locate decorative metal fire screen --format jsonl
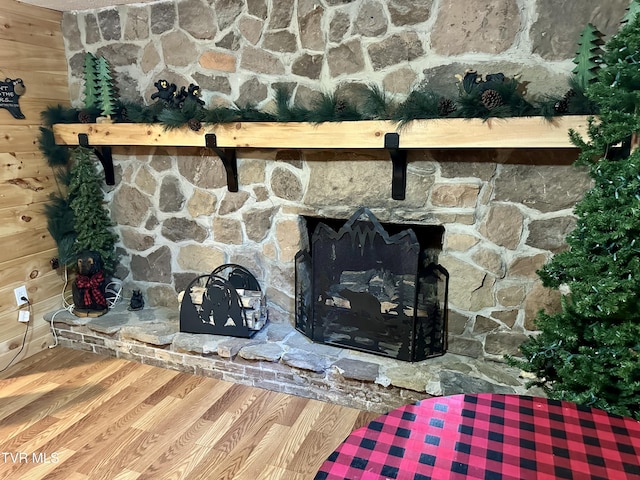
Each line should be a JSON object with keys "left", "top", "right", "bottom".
{"left": 180, "top": 264, "right": 267, "bottom": 338}
{"left": 295, "top": 208, "right": 448, "bottom": 362}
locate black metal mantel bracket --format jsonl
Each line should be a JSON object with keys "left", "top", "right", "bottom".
{"left": 78, "top": 134, "right": 115, "bottom": 186}
{"left": 205, "top": 133, "right": 238, "bottom": 192}
{"left": 384, "top": 132, "right": 407, "bottom": 200}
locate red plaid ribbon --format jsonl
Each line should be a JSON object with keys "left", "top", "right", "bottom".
{"left": 76, "top": 271, "right": 107, "bottom": 307}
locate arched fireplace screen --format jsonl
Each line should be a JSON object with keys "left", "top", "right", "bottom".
{"left": 295, "top": 208, "right": 448, "bottom": 362}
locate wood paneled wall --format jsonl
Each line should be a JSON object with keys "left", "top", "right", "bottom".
{"left": 0, "top": 0, "right": 69, "bottom": 367}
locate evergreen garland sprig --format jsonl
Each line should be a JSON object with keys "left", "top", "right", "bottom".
{"left": 307, "top": 92, "right": 362, "bottom": 124}
{"left": 38, "top": 127, "right": 70, "bottom": 167}
{"left": 393, "top": 88, "right": 442, "bottom": 127}
{"left": 273, "top": 85, "right": 311, "bottom": 122}
{"left": 360, "top": 84, "right": 397, "bottom": 120}
{"left": 43, "top": 194, "right": 76, "bottom": 267}
{"left": 233, "top": 103, "right": 277, "bottom": 122}
{"left": 41, "top": 104, "right": 81, "bottom": 127}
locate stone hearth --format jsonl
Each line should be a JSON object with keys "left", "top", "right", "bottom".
{"left": 45, "top": 303, "right": 537, "bottom": 414}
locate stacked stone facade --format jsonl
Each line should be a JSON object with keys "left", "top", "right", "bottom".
{"left": 58, "top": 0, "right": 627, "bottom": 361}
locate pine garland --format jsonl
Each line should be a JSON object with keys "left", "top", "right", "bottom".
{"left": 361, "top": 84, "right": 397, "bottom": 120}
{"left": 307, "top": 92, "right": 361, "bottom": 123}
{"left": 41, "top": 70, "right": 600, "bottom": 131}
{"left": 393, "top": 88, "right": 441, "bottom": 126}
{"left": 273, "top": 85, "right": 311, "bottom": 122}
{"left": 43, "top": 194, "right": 76, "bottom": 267}
{"left": 38, "top": 127, "right": 70, "bottom": 167}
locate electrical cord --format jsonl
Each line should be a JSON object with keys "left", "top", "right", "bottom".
{"left": 105, "top": 278, "right": 124, "bottom": 309}
{"left": 48, "top": 267, "right": 124, "bottom": 349}
{"left": 0, "top": 298, "right": 32, "bottom": 373}
{"left": 0, "top": 270, "right": 124, "bottom": 368}
{"left": 48, "top": 265, "right": 73, "bottom": 349}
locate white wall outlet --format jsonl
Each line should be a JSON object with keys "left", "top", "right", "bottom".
{"left": 18, "top": 310, "right": 30, "bottom": 323}
{"left": 14, "top": 286, "right": 28, "bottom": 306}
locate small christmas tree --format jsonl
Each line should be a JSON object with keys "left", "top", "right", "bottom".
{"left": 83, "top": 52, "right": 99, "bottom": 110}
{"left": 95, "top": 56, "right": 117, "bottom": 118}
{"left": 512, "top": 14, "right": 640, "bottom": 420}
{"left": 68, "top": 147, "right": 118, "bottom": 274}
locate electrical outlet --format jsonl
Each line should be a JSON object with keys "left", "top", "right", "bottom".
{"left": 18, "top": 311, "right": 30, "bottom": 323}
{"left": 14, "top": 286, "right": 28, "bottom": 306}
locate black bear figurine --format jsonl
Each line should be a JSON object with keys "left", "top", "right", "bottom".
{"left": 72, "top": 250, "right": 108, "bottom": 318}
{"left": 150, "top": 79, "right": 177, "bottom": 105}
{"left": 128, "top": 289, "right": 144, "bottom": 311}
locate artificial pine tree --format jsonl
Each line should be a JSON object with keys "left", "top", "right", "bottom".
{"left": 512, "top": 14, "right": 640, "bottom": 420}
{"left": 68, "top": 147, "right": 118, "bottom": 274}
{"left": 95, "top": 56, "right": 117, "bottom": 118}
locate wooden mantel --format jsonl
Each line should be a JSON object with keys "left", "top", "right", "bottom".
{"left": 52, "top": 115, "right": 589, "bottom": 149}
{"left": 52, "top": 116, "right": 590, "bottom": 200}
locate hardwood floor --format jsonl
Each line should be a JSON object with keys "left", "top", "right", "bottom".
{"left": 0, "top": 347, "right": 379, "bottom": 479}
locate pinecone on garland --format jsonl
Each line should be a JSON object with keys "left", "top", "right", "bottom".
{"left": 481, "top": 89, "right": 503, "bottom": 110}
{"left": 554, "top": 89, "right": 576, "bottom": 114}
{"left": 554, "top": 98, "right": 569, "bottom": 114}
{"left": 438, "top": 98, "right": 456, "bottom": 116}
{"left": 335, "top": 99, "right": 347, "bottom": 114}
{"left": 78, "top": 110, "right": 92, "bottom": 123}
{"left": 187, "top": 118, "right": 202, "bottom": 131}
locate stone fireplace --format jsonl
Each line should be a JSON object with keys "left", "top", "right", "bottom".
{"left": 56, "top": 0, "right": 610, "bottom": 365}
{"left": 46, "top": 144, "right": 594, "bottom": 413}
{"left": 51, "top": 0, "right": 614, "bottom": 411}
{"left": 108, "top": 146, "right": 592, "bottom": 363}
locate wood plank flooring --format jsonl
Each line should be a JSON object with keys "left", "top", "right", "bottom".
{"left": 0, "top": 347, "right": 380, "bottom": 479}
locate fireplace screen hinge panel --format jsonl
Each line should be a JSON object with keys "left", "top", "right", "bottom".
{"left": 295, "top": 208, "right": 448, "bottom": 362}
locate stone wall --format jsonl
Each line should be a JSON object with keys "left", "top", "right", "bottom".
{"left": 57, "top": 0, "right": 626, "bottom": 361}
{"left": 61, "top": 0, "right": 629, "bottom": 107}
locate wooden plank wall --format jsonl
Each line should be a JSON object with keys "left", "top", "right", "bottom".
{"left": 0, "top": 0, "right": 69, "bottom": 368}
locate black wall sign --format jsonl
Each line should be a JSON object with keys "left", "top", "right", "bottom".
{"left": 0, "top": 78, "right": 26, "bottom": 119}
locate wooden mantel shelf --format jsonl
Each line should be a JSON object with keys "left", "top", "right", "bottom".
{"left": 52, "top": 115, "right": 589, "bottom": 150}
{"left": 52, "top": 116, "right": 590, "bottom": 200}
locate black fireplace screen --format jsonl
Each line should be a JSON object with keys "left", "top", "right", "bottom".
{"left": 295, "top": 208, "right": 448, "bottom": 362}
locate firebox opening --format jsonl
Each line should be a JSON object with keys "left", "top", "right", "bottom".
{"left": 295, "top": 208, "right": 449, "bottom": 362}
